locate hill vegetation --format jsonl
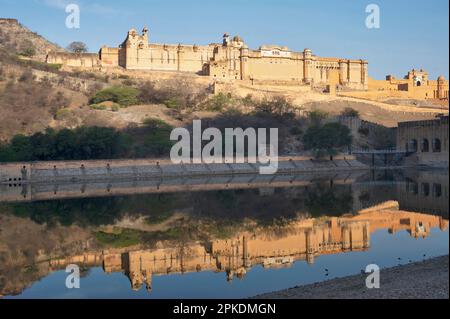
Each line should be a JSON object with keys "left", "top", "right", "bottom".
{"left": 1, "top": 18, "right": 437, "bottom": 162}
{"left": 0, "top": 19, "right": 63, "bottom": 59}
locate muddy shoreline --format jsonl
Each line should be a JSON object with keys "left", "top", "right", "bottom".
{"left": 254, "top": 256, "right": 449, "bottom": 299}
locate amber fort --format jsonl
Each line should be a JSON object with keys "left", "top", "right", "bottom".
{"left": 45, "top": 26, "right": 449, "bottom": 101}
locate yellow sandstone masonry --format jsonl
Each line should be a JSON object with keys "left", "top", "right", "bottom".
{"left": 46, "top": 27, "right": 369, "bottom": 90}
{"left": 46, "top": 26, "right": 449, "bottom": 101}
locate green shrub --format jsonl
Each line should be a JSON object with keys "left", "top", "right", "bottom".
{"left": 203, "top": 93, "right": 234, "bottom": 112}
{"left": 16, "top": 58, "right": 62, "bottom": 72}
{"left": 55, "top": 108, "right": 72, "bottom": 120}
{"left": 18, "top": 40, "right": 36, "bottom": 57}
{"left": 241, "top": 94, "right": 254, "bottom": 106}
{"left": 110, "top": 103, "right": 120, "bottom": 112}
{"left": 90, "top": 86, "right": 139, "bottom": 107}
{"left": 163, "top": 97, "right": 183, "bottom": 110}
{"left": 90, "top": 104, "right": 107, "bottom": 110}
{"left": 142, "top": 118, "right": 173, "bottom": 129}
{"left": 95, "top": 228, "right": 142, "bottom": 248}
{"left": 18, "top": 69, "right": 35, "bottom": 82}
{"left": 122, "top": 79, "right": 135, "bottom": 86}
{"left": 47, "top": 63, "right": 63, "bottom": 71}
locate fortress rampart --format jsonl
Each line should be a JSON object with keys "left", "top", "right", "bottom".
{"left": 368, "top": 70, "right": 449, "bottom": 101}
{"left": 47, "top": 27, "right": 368, "bottom": 90}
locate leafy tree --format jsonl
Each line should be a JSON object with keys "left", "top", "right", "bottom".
{"left": 0, "top": 143, "right": 15, "bottom": 162}
{"left": 307, "top": 109, "right": 329, "bottom": 126}
{"left": 10, "top": 135, "right": 34, "bottom": 161}
{"left": 67, "top": 41, "right": 88, "bottom": 54}
{"left": 0, "top": 127, "right": 132, "bottom": 162}
{"left": 371, "top": 126, "right": 395, "bottom": 150}
{"left": 305, "top": 186, "right": 353, "bottom": 216}
{"left": 303, "top": 122, "right": 352, "bottom": 158}
{"left": 136, "top": 119, "right": 174, "bottom": 157}
{"left": 254, "top": 96, "right": 296, "bottom": 118}
{"left": 19, "top": 40, "right": 36, "bottom": 57}
{"left": 340, "top": 107, "right": 360, "bottom": 118}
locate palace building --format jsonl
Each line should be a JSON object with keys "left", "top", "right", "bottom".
{"left": 46, "top": 26, "right": 369, "bottom": 90}
{"left": 369, "top": 69, "right": 449, "bottom": 100}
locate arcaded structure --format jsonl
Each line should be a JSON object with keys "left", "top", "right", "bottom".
{"left": 397, "top": 115, "right": 449, "bottom": 165}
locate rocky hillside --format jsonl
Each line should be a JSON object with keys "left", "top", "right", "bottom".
{"left": 0, "top": 18, "right": 63, "bottom": 60}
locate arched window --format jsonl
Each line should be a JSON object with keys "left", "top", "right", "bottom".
{"left": 432, "top": 139, "right": 442, "bottom": 153}
{"left": 433, "top": 184, "right": 442, "bottom": 198}
{"left": 406, "top": 181, "right": 418, "bottom": 195}
{"left": 408, "top": 139, "right": 418, "bottom": 152}
{"left": 421, "top": 183, "right": 430, "bottom": 197}
{"left": 421, "top": 139, "right": 429, "bottom": 152}
{"left": 416, "top": 81, "right": 422, "bottom": 87}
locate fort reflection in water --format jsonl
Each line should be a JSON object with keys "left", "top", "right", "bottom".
{"left": 43, "top": 170, "right": 448, "bottom": 294}
{"left": 48, "top": 206, "right": 446, "bottom": 293}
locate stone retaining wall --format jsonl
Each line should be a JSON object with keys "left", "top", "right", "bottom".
{"left": 0, "top": 156, "right": 367, "bottom": 185}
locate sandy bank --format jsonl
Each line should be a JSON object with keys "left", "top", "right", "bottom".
{"left": 254, "top": 256, "right": 449, "bottom": 299}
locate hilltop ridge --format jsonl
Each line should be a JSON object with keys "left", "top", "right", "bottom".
{"left": 0, "top": 18, "right": 64, "bottom": 60}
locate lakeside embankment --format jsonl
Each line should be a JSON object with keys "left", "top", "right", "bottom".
{"left": 0, "top": 155, "right": 366, "bottom": 184}
{"left": 254, "top": 255, "right": 449, "bottom": 299}
{"left": 1, "top": 155, "right": 369, "bottom": 202}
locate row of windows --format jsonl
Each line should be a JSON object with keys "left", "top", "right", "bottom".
{"left": 406, "top": 138, "right": 442, "bottom": 153}
{"left": 406, "top": 182, "right": 444, "bottom": 198}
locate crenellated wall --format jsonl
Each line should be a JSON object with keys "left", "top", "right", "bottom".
{"left": 368, "top": 70, "right": 449, "bottom": 100}
{"left": 46, "top": 52, "right": 101, "bottom": 68}
{"left": 46, "top": 26, "right": 368, "bottom": 90}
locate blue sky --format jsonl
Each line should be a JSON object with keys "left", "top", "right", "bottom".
{"left": 1, "top": 0, "right": 448, "bottom": 79}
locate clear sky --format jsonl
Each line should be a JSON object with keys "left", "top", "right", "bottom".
{"left": 1, "top": 0, "right": 448, "bottom": 79}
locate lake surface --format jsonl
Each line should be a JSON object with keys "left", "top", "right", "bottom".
{"left": 0, "top": 169, "right": 448, "bottom": 299}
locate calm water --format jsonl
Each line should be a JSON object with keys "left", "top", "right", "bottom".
{"left": 0, "top": 169, "right": 448, "bottom": 299}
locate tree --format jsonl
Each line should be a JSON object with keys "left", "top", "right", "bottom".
{"left": 254, "top": 96, "right": 296, "bottom": 118}
{"left": 19, "top": 40, "right": 36, "bottom": 57}
{"left": 67, "top": 41, "right": 88, "bottom": 54}
{"left": 307, "top": 109, "right": 329, "bottom": 127}
{"left": 340, "top": 107, "right": 360, "bottom": 118}
{"left": 303, "top": 122, "right": 352, "bottom": 158}
{"left": 371, "top": 126, "right": 395, "bottom": 150}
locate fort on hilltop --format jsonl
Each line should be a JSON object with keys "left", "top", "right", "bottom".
{"left": 46, "top": 26, "right": 449, "bottom": 101}
{"left": 47, "top": 26, "right": 369, "bottom": 90}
